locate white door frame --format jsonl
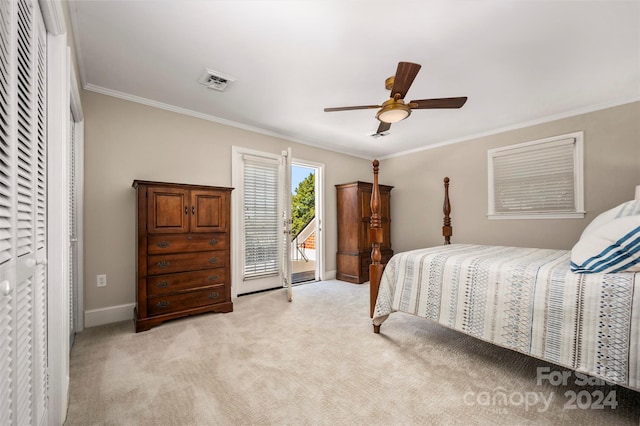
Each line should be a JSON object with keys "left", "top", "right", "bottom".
{"left": 291, "top": 158, "right": 324, "bottom": 282}
{"left": 42, "top": 1, "right": 84, "bottom": 423}
{"left": 70, "top": 65, "right": 84, "bottom": 334}
{"left": 47, "top": 34, "right": 71, "bottom": 426}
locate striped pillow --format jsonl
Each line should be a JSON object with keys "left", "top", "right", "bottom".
{"left": 571, "top": 200, "right": 640, "bottom": 273}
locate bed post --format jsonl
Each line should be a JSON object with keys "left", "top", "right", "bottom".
{"left": 370, "top": 160, "right": 383, "bottom": 333}
{"left": 443, "top": 177, "right": 452, "bottom": 245}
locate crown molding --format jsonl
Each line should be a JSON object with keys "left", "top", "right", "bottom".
{"left": 39, "top": 0, "right": 66, "bottom": 35}
{"left": 83, "top": 83, "right": 372, "bottom": 160}
{"left": 380, "top": 96, "right": 640, "bottom": 160}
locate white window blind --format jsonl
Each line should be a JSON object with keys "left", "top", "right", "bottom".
{"left": 488, "top": 132, "right": 584, "bottom": 219}
{"left": 243, "top": 155, "right": 279, "bottom": 279}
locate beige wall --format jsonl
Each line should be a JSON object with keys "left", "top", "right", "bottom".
{"left": 82, "top": 91, "right": 372, "bottom": 311}
{"left": 380, "top": 101, "right": 640, "bottom": 253}
{"left": 83, "top": 91, "right": 639, "bottom": 313}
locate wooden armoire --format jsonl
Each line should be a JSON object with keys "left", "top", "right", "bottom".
{"left": 336, "top": 181, "right": 393, "bottom": 283}
{"left": 133, "top": 180, "right": 233, "bottom": 332}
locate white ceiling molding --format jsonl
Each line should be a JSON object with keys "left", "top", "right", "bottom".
{"left": 83, "top": 83, "right": 370, "bottom": 160}
{"left": 381, "top": 96, "right": 640, "bottom": 161}
{"left": 39, "top": 0, "right": 66, "bottom": 35}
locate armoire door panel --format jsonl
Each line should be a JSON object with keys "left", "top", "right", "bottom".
{"left": 190, "top": 190, "right": 227, "bottom": 233}
{"left": 147, "top": 187, "right": 189, "bottom": 234}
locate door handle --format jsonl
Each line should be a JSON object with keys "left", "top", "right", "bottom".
{"left": 1, "top": 280, "right": 10, "bottom": 297}
{"left": 25, "top": 258, "right": 48, "bottom": 268}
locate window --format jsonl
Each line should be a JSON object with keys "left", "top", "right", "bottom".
{"left": 242, "top": 154, "right": 280, "bottom": 279}
{"left": 488, "top": 132, "right": 585, "bottom": 219}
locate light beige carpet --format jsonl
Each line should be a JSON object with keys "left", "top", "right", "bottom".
{"left": 65, "top": 280, "right": 640, "bottom": 425}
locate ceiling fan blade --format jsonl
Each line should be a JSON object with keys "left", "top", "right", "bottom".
{"left": 410, "top": 97, "right": 468, "bottom": 109}
{"left": 391, "top": 62, "right": 422, "bottom": 100}
{"left": 376, "top": 121, "right": 391, "bottom": 134}
{"left": 324, "top": 105, "right": 381, "bottom": 112}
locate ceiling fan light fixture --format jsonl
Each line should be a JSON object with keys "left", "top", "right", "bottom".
{"left": 376, "top": 101, "right": 411, "bottom": 124}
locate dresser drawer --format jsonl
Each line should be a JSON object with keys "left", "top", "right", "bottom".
{"left": 148, "top": 233, "right": 227, "bottom": 254}
{"left": 147, "top": 268, "right": 226, "bottom": 296}
{"left": 148, "top": 250, "right": 226, "bottom": 275}
{"left": 147, "top": 285, "right": 228, "bottom": 316}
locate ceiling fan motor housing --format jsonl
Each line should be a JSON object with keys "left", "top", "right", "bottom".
{"left": 376, "top": 98, "right": 411, "bottom": 123}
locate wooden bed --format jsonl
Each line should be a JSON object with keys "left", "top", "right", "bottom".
{"left": 367, "top": 160, "right": 640, "bottom": 392}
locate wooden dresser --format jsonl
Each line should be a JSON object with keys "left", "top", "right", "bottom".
{"left": 336, "top": 181, "right": 393, "bottom": 284}
{"left": 133, "top": 180, "right": 233, "bottom": 332}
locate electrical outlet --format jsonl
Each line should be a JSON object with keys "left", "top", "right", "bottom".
{"left": 97, "top": 274, "right": 107, "bottom": 287}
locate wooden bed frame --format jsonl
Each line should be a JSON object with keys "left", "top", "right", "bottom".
{"left": 369, "top": 159, "right": 451, "bottom": 333}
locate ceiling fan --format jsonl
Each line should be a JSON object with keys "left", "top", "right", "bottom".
{"left": 324, "top": 62, "right": 468, "bottom": 134}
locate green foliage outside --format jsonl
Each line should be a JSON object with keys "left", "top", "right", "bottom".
{"left": 291, "top": 173, "right": 315, "bottom": 238}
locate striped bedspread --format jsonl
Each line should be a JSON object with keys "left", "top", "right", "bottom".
{"left": 372, "top": 244, "right": 640, "bottom": 391}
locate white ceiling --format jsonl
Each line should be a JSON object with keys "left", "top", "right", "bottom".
{"left": 69, "top": 1, "right": 640, "bottom": 159}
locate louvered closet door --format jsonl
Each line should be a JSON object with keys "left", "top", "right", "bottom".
{"left": 0, "top": 0, "right": 48, "bottom": 425}
{"left": 0, "top": 2, "right": 15, "bottom": 424}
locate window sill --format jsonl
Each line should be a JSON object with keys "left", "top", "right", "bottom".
{"left": 487, "top": 211, "right": 586, "bottom": 220}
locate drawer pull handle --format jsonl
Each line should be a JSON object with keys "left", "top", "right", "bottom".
{"left": 208, "top": 275, "right": 219, "bottom": 281}
{"left": 157, "top": 300, "right": 170, "bottom": 308}
{"left": 156, "top": 281, "right": 168, "bottom": 288}
{"left": 156, "top": 241, "right": 170, "bottom": 248}
{"left": 156, "top": 260, "right": 170, "bottom": 268}
{"left": 209, "top": 292, "right": 219, "bottom": 299}
{"left": 208, "top": 257, "right": 219, "bottom": 264}
{"left": 208, "top": 239, "right": 219, "bottom": 246}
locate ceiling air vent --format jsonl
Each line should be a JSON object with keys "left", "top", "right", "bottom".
{"left": 198, "top": 68, "right": 236, "bottom": 92}
{"left": 370, "top": 132, "right": 389, "bottom": 138}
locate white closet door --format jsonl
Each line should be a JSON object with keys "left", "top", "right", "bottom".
{"left": 0, "top": 0, "right": 48, "bottom": 424}
{"left": 32, "top": 6, "right": 47, "bottom": 422}
{"left": 0, "top": 3, "right": 15, "bottom": 424}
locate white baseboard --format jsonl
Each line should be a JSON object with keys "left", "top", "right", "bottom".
{"left": 324, "top": 270, "right": 336, "bottom": 280}
{"left": 84, "top": 303, "right": 135, "bottom": 328}
{"left": 93, "top": 274, "right": 337, "bottom": 320}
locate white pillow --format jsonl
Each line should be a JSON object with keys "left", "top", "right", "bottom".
{"left": 571, "top": 200, "right": 640, "bottom": 273}
{"left": 579, "top": 204, "right": 625, "bottom": 239}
